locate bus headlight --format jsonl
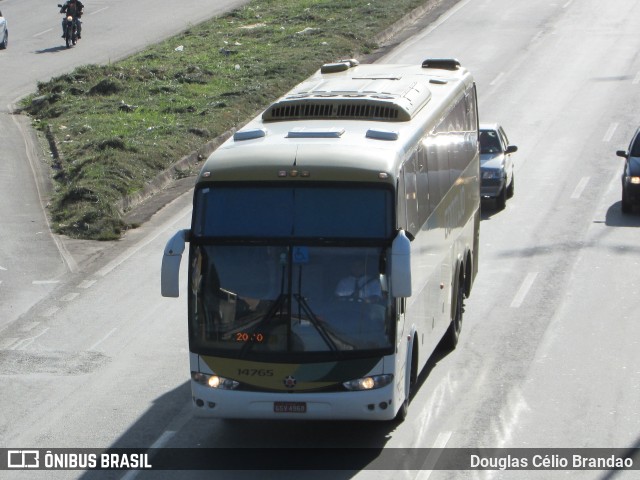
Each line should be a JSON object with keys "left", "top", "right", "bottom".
{"left": 192, "top": 371, "right": 240, "bottom": 390}
{"left": 343, "top": 374, "right": 393, "bottom": 391}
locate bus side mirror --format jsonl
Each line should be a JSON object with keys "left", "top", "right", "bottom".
{"left": 390, "top": 230, "right": 412, "bottom": 298}
{"left": 161, "top": 229, "right": 190, "bottom": 297}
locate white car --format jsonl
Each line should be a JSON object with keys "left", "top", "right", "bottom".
{"left": 0, "top": 10, "right": 7, "bottom": 49}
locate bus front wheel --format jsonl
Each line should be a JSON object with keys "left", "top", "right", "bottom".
{"left": 444, "top": 274, "right": 464, "bottom": 350}
{"left": 395, "top": 339, "right": 418, "bottom": 422}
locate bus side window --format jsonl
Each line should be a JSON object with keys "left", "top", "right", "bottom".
{"left": 417, "top": 144, "right": 430, "bottom": 228}
{"left": 403, "top": 154, "right": 419, "bottom": 236}
{"left": 448, "top": 99, "right": 468, "bottom": 184}
{"left": 425, "top": 132, "right": 444, "bottom": 212}
{"left": 397, "top": 167, "right": 407, "bottom": 231}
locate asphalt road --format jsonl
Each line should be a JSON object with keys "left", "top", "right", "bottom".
{"left": 2, "top": 0, "right": 640, "bottom": 479}
{"left": 0, "top": 0, "right": 250, "bottom": 330}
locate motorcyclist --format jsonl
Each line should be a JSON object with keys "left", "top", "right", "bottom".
{"left": 60, "top": 0, "right": 84, "bottom": 39}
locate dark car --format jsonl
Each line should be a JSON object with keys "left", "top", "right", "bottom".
{"left": 616, "top": 127, "right": 640, "bottom": 213}
{"left": 479, "top": 123, "right": 517, "bottom": 209}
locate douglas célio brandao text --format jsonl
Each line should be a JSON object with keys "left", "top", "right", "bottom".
{"left": 470, "top": 454, "right": 634, "bottom": 470}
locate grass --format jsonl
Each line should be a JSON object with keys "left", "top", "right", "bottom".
{"left": 21, "top": 0, "right": 429, "bottom": 240}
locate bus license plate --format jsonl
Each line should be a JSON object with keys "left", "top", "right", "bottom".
{"left": 274, "top": 402, "right": 307, "bottom": 413}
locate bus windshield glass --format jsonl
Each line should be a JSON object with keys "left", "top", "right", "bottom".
{"left": 189, "top": 244, "right": 394, "bottom": 358}
{"left": 192, "top": 184, "right": 394, "bottom": 239}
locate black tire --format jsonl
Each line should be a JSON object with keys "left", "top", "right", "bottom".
{"left": 621, "top": 188, "right": 632, "bottom": 214}
{"left": 395, "top": 397, "right": 408, "bottom": 422}
{"left": 0, "top": 31, "right": 7, "bottom": 50}
{"left": 65, "top": 25, "right": 72, "bottom": 48}
{"left": 496, "top": 182, "right": 507, "bottom": 210}
{"left": 506, "top": 174, "right": 515, "bottom": 198}
{"left": 443, "top": 274, "right": 464, "bottom": 350}
{"left": 394, "top": 341, "right": 418, "bottom": 423}
{"left": 621, "top": 197, "right": 632, "bottom": 214}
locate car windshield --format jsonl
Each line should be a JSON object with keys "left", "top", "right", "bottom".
{"left": 188, "top": 245, "right": 394, "bottom": 358}
{"left": 479, "top": 130, "right": 502, "bottom": 154}
{"left": 631, "top": 133, "right": 640, "bottom": 157}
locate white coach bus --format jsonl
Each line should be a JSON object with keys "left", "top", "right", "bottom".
{"left": 161, "top": 58, "right": 480, "bottom": 421}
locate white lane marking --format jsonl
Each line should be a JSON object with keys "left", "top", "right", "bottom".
{"left": 603, "top": 123, "right": 618, "bottom": 142}
{"left": 20, "top": 322, "right": 40, "bottom": 332}
{"left": 89, "top": 7, "right": 109, "bottom": 16}
{"left": 633, "top": 72, "right": 640, "bottom": 85}
{"left": 563, "top": 0, "right": 574, "bottom": 8}
{"left": 570, "top": 176, "right": 590, "bottom": 199}
{"left": 150, "top": 430, "right": 177, "bottom": 449}
{"left": 531, "top": 30, "right": 544, "bottom": 43}
{"left": 0, "top": 337, "right": 19, "bottom": 349}
{"left": 34, "top": 29, "right": 53, "bottom": 38}
{"left": 510, "top": 272, "right": 538, "bottom": 308}
{"left": 377, "top": 0, "right": 473, "bottom": 63}
{"left": 413, "top": 0, "right": 472, "bottom": 37}
{"left": 120, "top": 431, "right": 176, "bottom": 480}
{"left": 0, "top": 265, "right": 6, "bottom": 270}
{"left": 61, "top": 292, "right": 80, "bottom": 302}
{"left": 88, "top": 328, "right": 117, "bottom": 351}
{"left": 493, "top": 388, "right": 530, "bottom": 449}
{"left": 490, "top": 72, "right": 505, "bottom": 86}
{"left": 42, "top": 306, "right": 60, "bottom": 318}
{"left": 78, "top": 279, "right": 97, "bottom": 289}
{"left": 415, "top": 431, "right": 452, "bottom": 479}
{"left": 32, "top": 280, "right": 60, "bottom": 285}
{"left": 96, "top": 205, "right": 191, "bottom": 277}
{"left": 10, "top": 328, "right": 50, "bottom": 350}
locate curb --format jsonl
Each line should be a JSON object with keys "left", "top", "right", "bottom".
{"left": 119, "top": 128, "right": 233, "bottom": 216}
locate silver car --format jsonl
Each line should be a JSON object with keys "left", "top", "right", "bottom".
{"left": 479, "top": 123, "right": 517, "bottom": 209}
{"left": 0, "top": 10, "right": 7, "bottom": 50}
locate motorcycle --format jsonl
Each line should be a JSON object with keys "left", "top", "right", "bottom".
{"left": 58, "top": 4, "right": 79, "bottom": 48}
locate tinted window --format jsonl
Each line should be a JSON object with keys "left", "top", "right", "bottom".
{"left": 194, "top": 185, "right": 394, "bottom": 239}
{"left": 631, "top": 131, "right": 640, "bottom": 157}
{"left": 479, "top": 130, "right": 502, "bottom": 154}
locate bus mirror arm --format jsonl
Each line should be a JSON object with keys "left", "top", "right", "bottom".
{"left": 390, "top": 229, "right": 412, "bottom": 298}
{"left": 161, "top": 229, "right": 190, "bottom": 298}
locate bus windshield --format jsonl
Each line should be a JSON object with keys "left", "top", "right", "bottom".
{"left": 189, "top": 245, "right": 394, "bottom": 358}
{"left": 192, "top": 184, "right": 394, "bottom": 239}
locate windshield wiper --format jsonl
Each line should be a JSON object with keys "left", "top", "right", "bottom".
{"left": 293, "top": 294, "right": 338, "bottom": 351}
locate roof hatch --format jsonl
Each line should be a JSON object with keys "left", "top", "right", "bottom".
{"left": 263, "top": 73, "right": 432, "bottom": 123}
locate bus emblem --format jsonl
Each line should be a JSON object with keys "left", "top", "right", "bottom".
{"left": 283, "top": 376, "right": 297, "bottom": 388}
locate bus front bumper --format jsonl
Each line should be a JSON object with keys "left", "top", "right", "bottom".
{"left": 190, "top": 380, "right": 400, "bottom": 421}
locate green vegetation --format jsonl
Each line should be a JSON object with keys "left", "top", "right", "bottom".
{"left": 22, "top": 0, "right": 427, "bottom": 240}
